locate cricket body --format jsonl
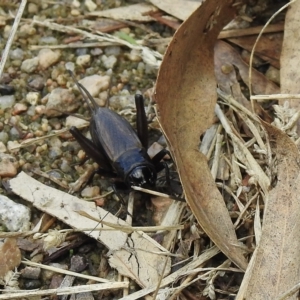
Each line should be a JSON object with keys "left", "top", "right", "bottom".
{"left": 69, "top": 73, "right": 161, "bottom": 189}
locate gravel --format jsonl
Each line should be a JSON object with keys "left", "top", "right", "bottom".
{"left": 0, "top": 1, "right": 162, "bottom": 201}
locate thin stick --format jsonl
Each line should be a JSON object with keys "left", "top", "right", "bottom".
{"left": 218, "top": 23, "right": 284, "bottom": 39}
{"left": 251, "top": 94, "right": 300, "bottom": 100}
{"left": 0, "top": 282, "right": 128, "bottom": 300}
{"left": 0, "top": 0, "right": 27, "bottom": 78}
{"left": 131, "top": 185, "right": 185, "bottom": 202}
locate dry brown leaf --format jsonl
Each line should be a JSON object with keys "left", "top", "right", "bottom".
{"left": 237, "top": 122, "right": 300, "bottom": 300}
{"left": 280, "top": 0, "right": 300, "bottom": 133}
{"left": 155, "top": 0, "right": 248, "bottom": 271}
{"left": 149, "top": 0, "right": 201, "bottom": 21}
{"left": 227, "top": 33, "right": 282, "bottom": 69}
{"left": 0, "top": 238, "right": 21, "bottom": 280}
{"left": 215, "top": 40, "right": 280, "bottom": 96}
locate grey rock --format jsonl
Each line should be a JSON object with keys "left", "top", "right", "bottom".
{"left": 21, "top": 57, "right": 39, "bottom": 73}
{"left": 38, "top": 49, "right": 61, "bottom": 70}
{"left": 44, "top": 88, "right": 79, "bottom": 117}
{"left": 0, "top": 95, "right": 15, "bottom": 109}
{"left": 0, "top": 152, "right": 19, "bottom": 177}
{"left": 0, "top": 195, "right": 31, "bottom": 231}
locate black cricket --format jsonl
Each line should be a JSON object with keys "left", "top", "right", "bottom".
{"left": 69, "top": 72, "right": 168, "bottom": 189}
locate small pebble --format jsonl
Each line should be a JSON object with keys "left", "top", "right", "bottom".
{"left": 56, "top": 74, "right": 67, "bottom": 86}
{"left": 9, "top": 127, "right": 21, "bottom": 141}
{"left": 21, "top": 267, "right": 41, "bottom": 280}
{"left": 38, "top": 49, "right": 61, "bottom": 70}
{"left": 19, "top": 24, "right": 36, "bottom": 36}
{"left": 101, "top": 55, "right": 117, "bottom": 69}
{"left": 85, "top": 0, "right": 97, "bottom": 11}
{"left": 127, "top": 49, "right": 142, "bottom": 62}
{"left": 7, "top": 141, "right": 20, "bottom": 152}
{"left": 27, "top": 105, "right": 37, "bottom": 116}
{"left": 0, "top": 73, "right": 12, "bottom": 84}
{"left": 35, "top": 105, "right": 46, "bottom": 115}
{"left": 43, "top": 263, "right": 67, "bottom": 281}
{"left": 78, "top": 149, "right": 86, "bottom": 160}
{"left": 97, "top": 94, "right": 107, "bottom": 107}
{"left": 28, "top": 76, "right": 45, "bottom": 91}
{"left": 9, "top": 48, "right": 24, "bottom": 60}
{"left": 77, "top": 75, "right": 110, "bottom": 97}
{"left": 60, "top": 159, "right": 72, "bottom": 173}
{"left": 49, "top": 136, "right": 62, "bottom": 148}
{"left": 0, "top": 141, "right": 7, "bottom": 152}
{"left": 27, "top": 3, "right": 38, "bottom": 14}
{"left": 71, "top": 9, "right": 80, "bottom": 16}
{"left": 65, "top": 62, "right": 75, "bottom": 72}
{"left": 39, "top": 37, "right": 58, "bottom": 45}
{"left": 23, "top": 279, "right": 42, "bottom": 289}
{"left": 81, "top": 186, "right": 100, "bottom": 198}
{"left": 21, "top": 57, "right": 39, "bottom": 73}
{"left": 3, "top": 25, "right": 11, "bottom": 39}
{"left": 26, "top": 92, "right": 40, "bottom": 105}
{"left": 265, "top": 65, "right": 280, "bottom": 84}
{"left": 48, "top": 147, "right": 62, "bottom": 159}
{"left": 65, "top": 115, "right": 89, "bottom": 128}
{"left": 0, "top": 95, "right": 15, "bottom": 109}
{"left": 90, "top": 48, "right": 103, "bottom": 56}
{"left": 95, "top": 198, "right": 105, "bottom": 207}
{"left": 72, "top": 0, "right": 80, "bottom": 8}
{"left": 44, "top": 88, "right": 79, "bottom": 117}
{"left": 0, "top": 152, "right": 19, "bottom": 176}
{"left": 120, "top": 69, "right": 130, "bottom": 83}
{"left": 105, "top": 46, "right": 121, "bottom": 56}
{"left": 108, "top": 93, "right": 134, "bottom": 110}
{"left": 75, "top": 48, "right": 88, "bottom": 56}
{"left": 0, "top": 195, "right": 30, "bottom": 231}
{"left": 12, "top": 103, "right": 28, "bottom": 115}
{"left": 41, "top": 122, "right": 50, "bottom": 132}
{"left": 76, "top": 54, "right": 91, "bottom": 67}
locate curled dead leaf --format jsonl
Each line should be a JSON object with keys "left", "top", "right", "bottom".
{"left": 155, "top": 0, "right": 248, "bottom": 270}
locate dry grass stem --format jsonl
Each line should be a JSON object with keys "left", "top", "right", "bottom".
{"left": 0, "top": 282, "right": 128, "bottom": 300}
{"left": 0, "top": 0, "right": 27, "bottom": 78}
{"left": 211, "top": 133, "right": 223, "bottom": 180}
{"left": 215, "top": 103, "right": 270, "bottom": 194}
{"left": 251, "top": 93, "right": 300, "bottom": 100}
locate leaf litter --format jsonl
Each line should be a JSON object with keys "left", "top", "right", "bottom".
{"left": 1, "top": 0, "right": 300, "bottom": 299}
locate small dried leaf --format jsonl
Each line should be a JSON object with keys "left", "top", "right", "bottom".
{"left": 0, "top": 238, "right": 21, "bottom": 280}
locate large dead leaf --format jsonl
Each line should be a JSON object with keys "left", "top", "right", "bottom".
{"left": 155, "top": 0, "right": 248, "bottom": 271}
{"left": 236, "top": 123, "right": 300, "bottom": 299}
{"left": 280, "top": 0, "right": 300, "bottom": 132}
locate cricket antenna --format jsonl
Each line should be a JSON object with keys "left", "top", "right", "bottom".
{"left": 68, "top": 70, "right": 99, "bottom": 113}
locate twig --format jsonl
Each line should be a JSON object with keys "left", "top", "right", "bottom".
{"left": 251, "top": 94, "right": 300, "bottom": 100}
{"left": 0, "top": 0, "right": 27, "bottom": 78}
{"left": 0, "top": 282, "right": 128, "bottom": 300}
{"left": 131, "top": 186, "right": 185, "bottom": 202}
